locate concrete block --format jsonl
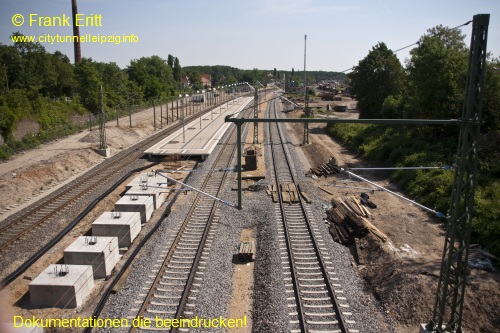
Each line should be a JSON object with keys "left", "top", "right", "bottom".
{"left": 64, "top": 236, "right": 119, "bottom": 279}
{"left": 29, "top": 264, "right": 94, "bottom": 308}
{"left": 96, "top": 147, "right": 111, "bottom": 157}
{"left": 125, "top": 184, "right": 165, "bottom": 209}
{"left": 114, "top": 195, "right": 154, "bottom": 224}
{"left": 92, "top": 211, "right": 141, "bottom": 247}
{"left": 126, "top": 172, "right": 156, "bottom": 189}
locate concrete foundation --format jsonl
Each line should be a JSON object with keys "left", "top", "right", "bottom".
{"left": 29, "top": 264, "right": 94, "bottom": 308}
{"left": 92, "top": 211, "right": 141, "bottom": 247}
{"left": 125, "top": 184, "right": 165, "bottom": 209}
{"left": 96, "top": 147, "right": 111, "bottom": 157}
{"left": 126, "top": 172, "right": 155, "bottom": 189}
{"left": 114, "top": 195, "right": 154, "bottom": 224}
{"left": 64, "top": 236, "right": 119, "bottom": 279}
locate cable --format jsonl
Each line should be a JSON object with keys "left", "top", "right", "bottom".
{"left": 341, "top": 168, "right": 445, "bottom": 218}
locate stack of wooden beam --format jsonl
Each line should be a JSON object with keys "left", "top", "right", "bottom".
{"left": 326, "top": 196, "right": 387, "bottom": 245}
{"left": 309, "top": 157, "right": 341, "bottom": 178}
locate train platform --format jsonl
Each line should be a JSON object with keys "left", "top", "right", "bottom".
{"left": 145, "top": 97, "right": 253, "bottom": 158}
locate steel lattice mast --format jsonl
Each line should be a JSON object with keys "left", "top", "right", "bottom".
{"left": 430, "top": 14, "right": 489, "bottom": 333}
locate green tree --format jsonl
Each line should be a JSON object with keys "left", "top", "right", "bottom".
{"left": 126, "top": 55, "right": 176, "bottom": 100}
{"left": 75, "top": 58, "right": 101, "bottom": 113}
{"left": 51, "top": 51, "right": 75, "bottom": 97}
{"left": 348, "top": 42, "right": 405, "bottom": 118}
{"left": 0, "top": 44, "right": 23, "bottom": 92}
{"left": 167, "top": 54, "right": 174, "bottom": 69}
{"left": 185, "top": 69, "right": 202, "bottom": 90}
{"left": 482, "top": 58, "right": 500, "bottom": 131}
{"left": 405, "top": 25, "right": 468, "bottom": 119}
{"left": 173, "top": 57, "right": 182, "bottom": 83}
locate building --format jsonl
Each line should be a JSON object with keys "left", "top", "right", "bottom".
{"left": 200, "top": 74, "right": 212, "bottom": 88}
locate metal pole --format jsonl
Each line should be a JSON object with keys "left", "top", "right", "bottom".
{"left": 303, "top": 34, "right": 309, "bottom": 145}
{"left": 129, "top": 104, "right": 132, "bottom": 128}
{"left": 116, "top": 107, "right": 119, "bottom": 126}
{"left": 237, "top": 120, "right": 242, "bottom": 210}
{"left": 160, "top": 103, "right": 163, "bottom": 128}
{"left": 182, "top": 98, "right": 185, "bottom": 143}
{"left": 153, "top": 101, "right": 156, "bottom": 131}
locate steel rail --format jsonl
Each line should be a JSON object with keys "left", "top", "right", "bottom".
{"left": 0, "top": 96, "right": 242, "bottom": 255}
{"left": 269, "top": 96, "right": 349, "bottom": 332}
{"left": 129, "top": 98, "right": 254, "bottom": 333}
{"left": 0, "top": 95, "right": 246, "bottom": 290}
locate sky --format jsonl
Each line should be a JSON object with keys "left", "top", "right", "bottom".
{"left": 0, "top": 0, "right": 499, "bottom": 72}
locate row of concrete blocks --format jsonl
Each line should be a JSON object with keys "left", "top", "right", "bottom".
{"left": 29, "top": 172, "right": 166, "bottom": 308}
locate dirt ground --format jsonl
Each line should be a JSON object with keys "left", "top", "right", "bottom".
{"left": 0, "top": 106, "right": 163, "bottom": 219}
{"left": 285, "top": 95, "right": 500, "bottom": 333}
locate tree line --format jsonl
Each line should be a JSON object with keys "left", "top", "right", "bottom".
{"left": 330, "top": 25, "right": 500, "bottom": 257}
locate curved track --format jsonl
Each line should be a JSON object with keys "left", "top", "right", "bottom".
{"left": 267, "top": 96, "right": 356, "bottom": 333}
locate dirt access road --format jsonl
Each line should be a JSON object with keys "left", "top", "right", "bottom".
{"left": 285, "top": 96, "right": 499, "bottom": 333}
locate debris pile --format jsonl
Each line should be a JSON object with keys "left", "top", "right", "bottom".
{"left": 307, "top": 157, "right": 341, "bottom": 178}
{"left": 325, "top": 194, "right": 387, "bottom": 245}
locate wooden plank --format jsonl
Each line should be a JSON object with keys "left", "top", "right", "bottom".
{"left": 272, "top": 191, "right": 279, "bottom": 202}
{"left": 337, "top": 197, "right": 354, "bottom": 214}
{"left": 361, "top": 204, "right": 372, "bottom": 216}
{"left": 319, "top": 186, "right": 334, "bottom": 195}
{"left": 297, "top": 184, "right": 311, "bottom": 203}
{"left": 350, "top": 196, "right": 366, "bottom": 217}
{"left": 360, "top": 217, "right": 388, "bottom": 242}
{"left": 237, "top": 241, "right": 255, "bottom": 261}
{"left": 329, "top": 225, "right": 340, "bottom": 243}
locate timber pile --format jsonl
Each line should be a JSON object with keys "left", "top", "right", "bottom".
{"left": 326, "top": 195, "right": 387, "bottom": 246}
{"left": 308, "top": 157, "right": 341, "bottom": 178}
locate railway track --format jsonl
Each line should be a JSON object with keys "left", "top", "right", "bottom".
{"left": 126, "top": 97, "right": 254, "bottom": 332}
{"left": 0, "top": 97, "right": 242, "bottom": 256}
{"left": 267, "top": 96, "right": 357, "bottom": 333}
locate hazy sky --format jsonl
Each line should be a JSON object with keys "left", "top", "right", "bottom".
{"left": 1, "top": 0, "right": 499, "bottom": 72}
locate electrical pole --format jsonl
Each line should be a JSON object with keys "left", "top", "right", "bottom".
{"left": 428, "top": 14, "right": 489, "bottom": 333}
{"left": 99, "top": 85, "right": 107, "bottom": 150}
{"left": 303, "top": 34, "right": 310, "bottom": 145}
{"left": 253, "top": 87, "right": 259, "bottom": 144}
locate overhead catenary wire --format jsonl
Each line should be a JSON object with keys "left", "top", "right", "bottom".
{"left": 155, "top": 171, "right": 235, "bottom": 207}
{"left": 347, "top": 165, "right": 453, "bottom": 171}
